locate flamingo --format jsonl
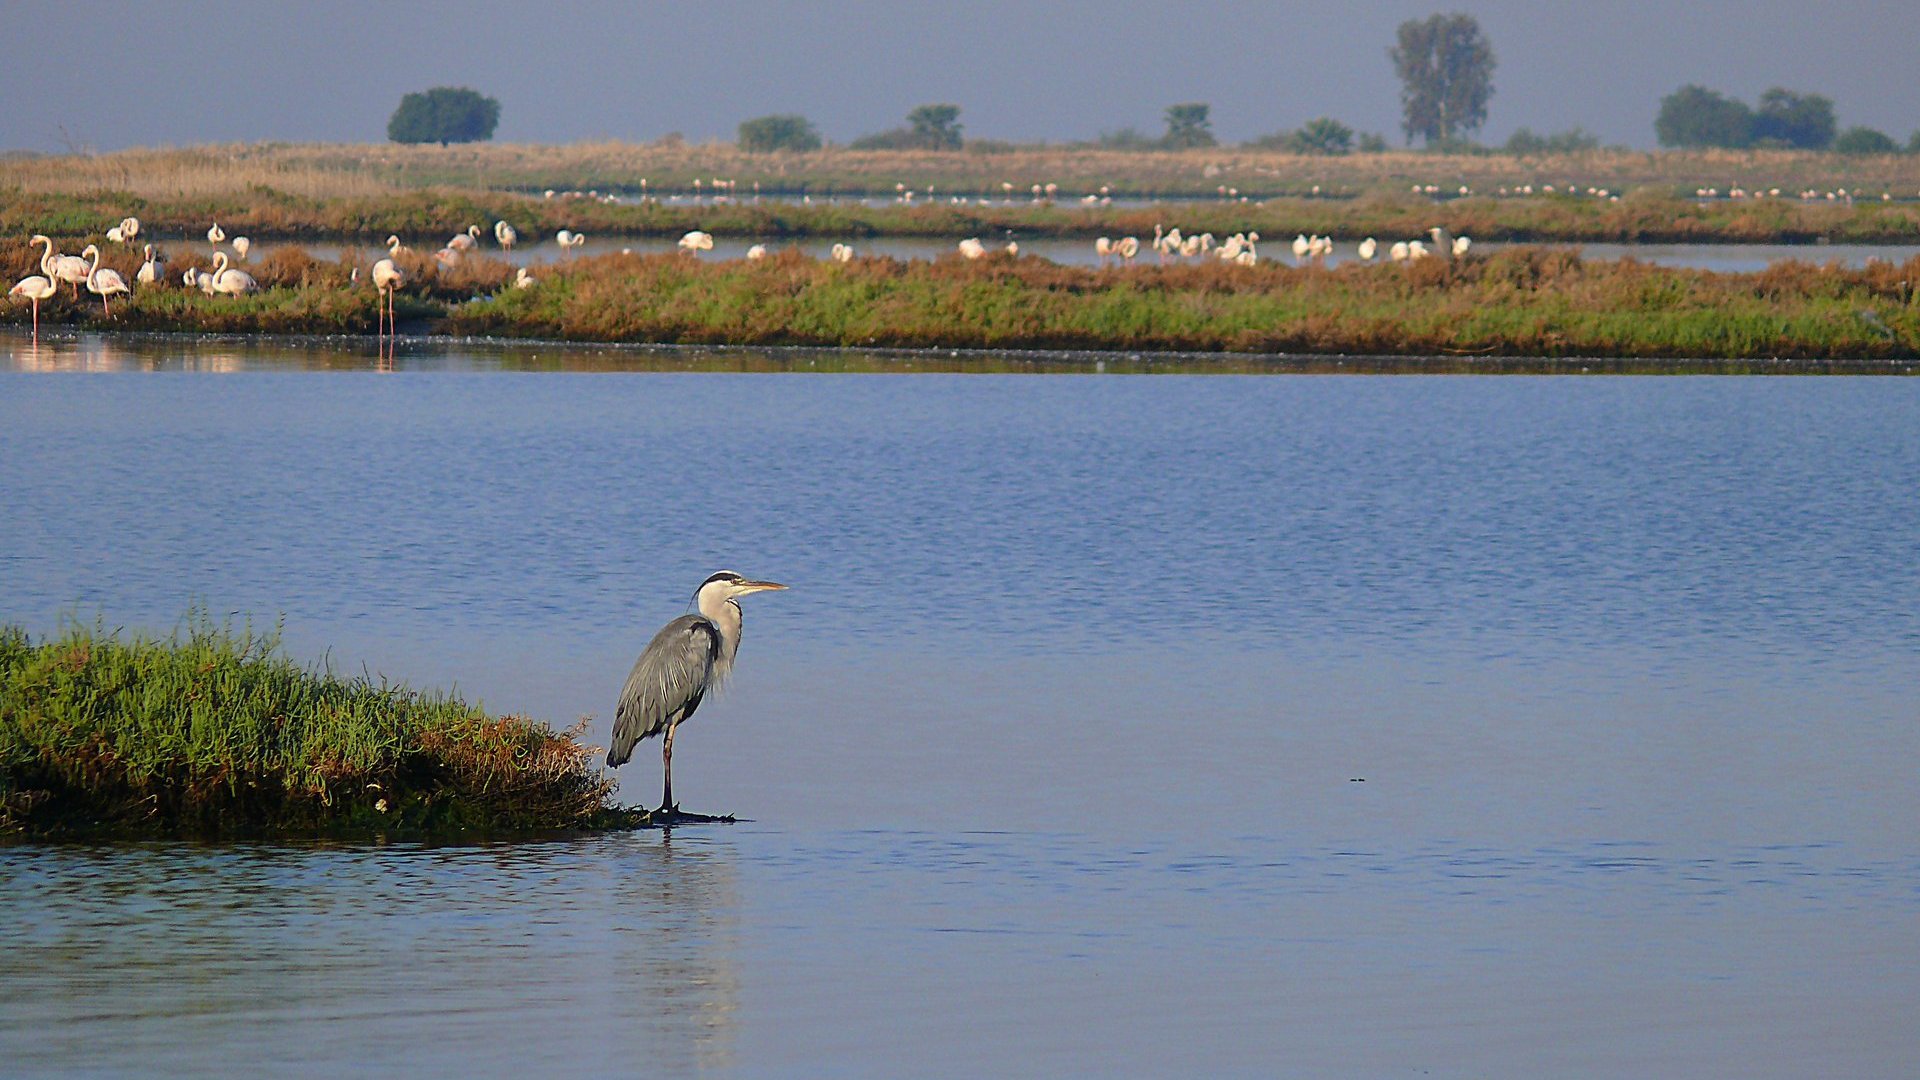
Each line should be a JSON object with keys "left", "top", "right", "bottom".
{"left": 1005, "top": 240, "right": 1019, "bottom": 256}
{"left": 386, "top": 235, "right": 407, "bottom": 256}
{"left": 1152, "top": 224, "right": 1165, "bottom": 262}
{"left": 957, "top": 237, "right": 987, "bottom": 260}
{"left": 182, "top": 267, "right": 201, "bottom": 291}
{"left": 433, "top": 246, "right": 463, "bottom": 269}
{"left": 746, "top": 244, "right": 769, "bottom": 260}
{"left": 209, "top": 252, "right": 256, "bottom": 295}
{"left": 121, "top": 217, "right": 140, "bottom": 242}
{"left": 1292, "top": 234, "right": 1311, "bottom": 263}
{"left": 372, "top": 255, "right": 405, "bottom": 338}
{"left": 495, "top": 220, "right": 517, "bottom": 250}
{"left": 1358, "top": 237, "right": 1379, "bottom": 262}
{"left": 677, "top": 230, "right": 712, "bottom": 253}
{"left": 35, "top": 236, "right": 91, "bottom": 298}
{"left": 830, "top": 243, "right": 853, "bottom": 262}
{"left": 1115, "top": 236, "right": 1139, "bottom": 263}
{"left": 81, "top": 245, "right": 130, "bottom": 314}
{"left": 136, "top": 244, "right": 161, "bottom": 284}
{"left": 233, "top": 236, "right": 252, "bottom": 262}
{"left": 565, "top": 232, "right": 586, "bottom": 253}
{"left": 1095, "top": 237, "right": 1114, "bottom": 266}
{"left": 8, "top": 274, "right": 57, "bottom": 337}
{"left": 448, "top": 224, "right": 482, "bottom": 251}
{"left": 1389, "top": 241, "right": 1410, "bottom": 262}
{"left": 1452, "top": 235, "right": 1472, "bottom": 257}
{"left": 106, "top": 224, "right": 126, "bottom": 244}
{"left": 207, "top": 222, "right": 225, "bottom": 245}
{"left": 513, "top": 266, "right": 536, "bottom": 289}
{"left": 1407, "top": 240, "right": 1430, "bottom": 260}
{"left": 1427, "top": 227, "right": 1455, "bottom": 262}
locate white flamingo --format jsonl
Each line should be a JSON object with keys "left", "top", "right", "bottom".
{"left": 746, "top": 244, "right": 769, "bottom": 260}
{"left": 1095, "top": 237, "right": 1114, "bottom": 266}
{"left": 1005, "top": 240, "right": 1019, "bottom": 256}
{"left": 1452, "top": 235, "right": 1472, "bottom": 257}
{"left": 1427, "top": 227, "right": 1455, "bottom": 262}
{"left": 494, "top": 220, "right": 517, "bottom": 250}
{"left": 433, "top": 246, "right": 463, "bottom": 269}
{"left": 209, "top": 252, "right": 256, "bottom": 295}
{"left": 136, "top": 244, "right": 161, "bottom": 285}
{"left": 120, "top": 217, "right": 140, "bottom": 242}
{"left": 1115, "top": 236, "right": 1139, "bottom": 263}
{"left": 106, "top": 224, "right": 126, "bottom": 244}
{"left": 1292, "top": 234, "right": 1311, "bottom": 263}
{"left": 372, "top": 255, "right": 405, "bottom": 338}
{"left": 386, "top": 235, "right": 407, "bottom": 256}
{"left": 565, "top": 232, "right": 586, "bottom": 253}
{"left": 8, "top": 274, "right": 57, "bottom": 337}
{"left": 448, "top": 224, "right": 482, "bottom": 251}
{"left": 1358, "top": 237, "right": 1379, "bottom": 262}
{"left": 1390, "top": 241, "right": 1410, "bottom": 262}
{"left": 35, "top": 236, "right": 91, "bottom": 297}
{"left": 830, "top": 243, "right": 853, "bottom": 262}
{"left": 513, "top": 266, "right": 536, "bottom": 289}
{"left": 678, "top": 230, "right": 713, "bottom": 253}
{"left": 957, "top": 237, "right": 987, "bottom": 260}
{"left": 207, "top": 222, "right": 225, "bottom": 245}
{"left": 232, "top": 236, "right": 252, "bottom": 262}
{"left": 81, "top": 245, "right": 130, "bottom": 315}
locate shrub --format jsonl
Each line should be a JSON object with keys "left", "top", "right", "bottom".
{"left": 1505, "top": 127, "right": 1600, "bottom": 154}
{"left": 1833, "top": 126, "right": 1897, "bottom": 155}
{"left": 738, "top": 114, "right": 823, "bottom": 152}
{"left": 387, "top": 87, "right": 501, "bottom": 145}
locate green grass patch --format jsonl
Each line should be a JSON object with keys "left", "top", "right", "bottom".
{"left": 0, "top": 615, "right": 644, "bottom": 839}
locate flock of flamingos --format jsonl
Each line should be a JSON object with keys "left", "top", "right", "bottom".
{"left": 8, "top": 212, "right": 1470, "bottom": 341}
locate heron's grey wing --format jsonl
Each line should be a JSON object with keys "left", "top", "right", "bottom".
{"left": 607, "top": 615, "right": 721, "bottom": 767}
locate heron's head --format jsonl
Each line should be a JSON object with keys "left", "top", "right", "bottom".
{"left": 695, "top": 570, "right": 789, "bottom": 604}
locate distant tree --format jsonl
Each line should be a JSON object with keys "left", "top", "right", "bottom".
{"left": 1288, "top": 118, "right": 1355, "bottom": 155}
{"left": 1832, "top": 126, "right": 1898, "bottom": 155}
{"left": 1752, "top": 88, "right": 1836, "bottom": 150}
{"left": 738, "top": 114, "right": 823, "bottom": 152}
{"left": 1504, "top": 126, "right": 1600, "bottom": 154}
{"left": 387, "top": 87, "right": 500, "bottom": 145}
{"left": 1355, "top": 132, "right": 1390, "bottom": 153}
{"left": 1910, "top": 131, "right": 1920, "bottom": 154}
{"left": 907, "top": 104, "right": 963, "bottom": 150}
{"left": 1654, "top": 85, "right": 1754, "bottom": 148}
{"left": 1162, "top": 103, "right": 1216, "bottom": 149}
{"left": 1389, "top": 14, "right": 1496, "bottom": 145}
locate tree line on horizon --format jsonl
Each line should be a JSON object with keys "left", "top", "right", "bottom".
{"left": 383, "top": 16, "right": 1916, "bottom": 158}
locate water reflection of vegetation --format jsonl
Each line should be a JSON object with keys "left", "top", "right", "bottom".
{"left": 0, "top": 615, "right": 643, "bottom": 838}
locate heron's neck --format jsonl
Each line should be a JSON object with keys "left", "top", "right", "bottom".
{"left": 697, "top": 592, "right": 743, "bottom": 676}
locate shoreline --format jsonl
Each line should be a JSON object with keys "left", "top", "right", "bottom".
{"left": 5, "top": 327, "right": 1916, "bottom": 375}
{"left": 6, "top": 247, "right": 1919, "bottom": 364}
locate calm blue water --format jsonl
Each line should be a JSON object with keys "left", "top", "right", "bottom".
{"left": 2, "top": 337, "right": 1917, "bottom": 1076}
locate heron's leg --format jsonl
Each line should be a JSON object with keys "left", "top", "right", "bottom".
{"left": 660, "top": 722, "right": 676, "bottom": 813}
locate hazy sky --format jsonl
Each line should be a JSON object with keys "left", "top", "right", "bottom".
{"left": 6, "top": 1, "right": 1916, "bottom": 153}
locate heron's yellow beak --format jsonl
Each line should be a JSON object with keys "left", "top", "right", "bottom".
{"left": 740, "top": 580, "right": 789, "bottom": 593}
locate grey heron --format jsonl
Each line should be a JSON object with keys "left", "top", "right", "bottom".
{"left": 608, "top": 571, "right": 788, "bottom": 812}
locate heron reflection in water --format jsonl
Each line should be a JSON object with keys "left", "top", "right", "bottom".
{"left": 609, "top": 571, "right": 788, "bottom": 814}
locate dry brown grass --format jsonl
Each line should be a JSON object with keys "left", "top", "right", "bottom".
{"left": 6, "top": 141, "right": 1918, "bottom": 200}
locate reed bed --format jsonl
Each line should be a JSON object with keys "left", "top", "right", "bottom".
{"left": 0, "top": 616, "right": 642, "bottom": 838}
{"left": 5, "top": 239, "right": 1916, "bottom": 360}
{"left": 9, "top": 142, "right": 1919, "bottom": 200}
{"left": 446, "top": 247, "right": 1920, "bottom": 359}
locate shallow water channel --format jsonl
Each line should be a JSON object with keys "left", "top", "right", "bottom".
{"left": 2, "top": 336, "right": 1917, "bottom": 1076}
